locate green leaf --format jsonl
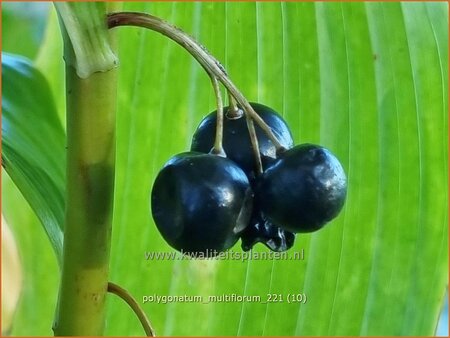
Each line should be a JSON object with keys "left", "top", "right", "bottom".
{"left": 3, "top": 2, "right": 447, "bottom": 336}
{"left": 1, "top": 3, "right": 50, "bottom": 59}
{"left": 2, "top": 53, "right": 65, "bottom": 262}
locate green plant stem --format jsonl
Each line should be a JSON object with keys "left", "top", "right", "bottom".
{"left": 53, "top": 3, "right": 119, "bottom": 335}
{"left": 53, "top": 66, "right": 117, "bottom": 336}
{"left": 107, "top": 282, "right": 156, "bottom": 337}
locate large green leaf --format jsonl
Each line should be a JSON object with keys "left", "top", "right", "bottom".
{"left": 2, "top": 53, "right": 65, "bottom": 262}
{"left": 2, "top": 2, "right": 448, "bottom": 336}
{"left": 1, "top": 52, "right": 63, "bottom": 334}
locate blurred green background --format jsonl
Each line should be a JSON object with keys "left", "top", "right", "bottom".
{"left": 2, "top": 2, "right": 448, "bottom": 336}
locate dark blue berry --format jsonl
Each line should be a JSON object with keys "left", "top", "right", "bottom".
{"left": 257, "top": 144, "right": 347, "bottom": 233}
{"left": 191, "top": 102, "right": 294, "bottom": 181}
{"left": 151, "top": 152, "right": 253, "bottom": 255}
{"left": 191, "top": 103, "right": 296, "bottom": 251}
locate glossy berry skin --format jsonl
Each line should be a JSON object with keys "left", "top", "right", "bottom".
{"left": 151, "top": 152, "right": 253, "bottom": 255}
{"left": 191, "top": 103, "right": 296, "bottom": 251}
{"left": 241, "top": 181, "right": 295, "bottom": 252}
{"left": 257, "top": 144, "right": 347, "bottom": 233}
{"left": 241, "top": 208, "right": 295, "bottom": 252}
{"left": 191, "top": 102, "right": 294, "bottom": 180}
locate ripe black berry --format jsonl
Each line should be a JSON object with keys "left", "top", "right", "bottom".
{"left": 191, "top": 103, "right": 296, "bottom": 251}
{"left": 257, "top": 144, "right": 347, "bottom": 233}
{"left": 191, "top": 102, "right": 294, "bottom": 180}
{"left": 151, "top": 152, "right": 253, "bottom": 255}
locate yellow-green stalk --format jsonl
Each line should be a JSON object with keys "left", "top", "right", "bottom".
{"left": 53, "top": 3, "right": 119, "bottom": 335}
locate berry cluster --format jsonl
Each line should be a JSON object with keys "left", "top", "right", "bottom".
{"left": 151, "top": 103, "right": 347, "bottom": 256}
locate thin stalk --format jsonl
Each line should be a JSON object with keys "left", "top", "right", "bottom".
{"left": 210, "top": 75, "right": 225, "bottom": 156}
{"left": 226, "top": 92, "right": 242, "bottom": 119}
{"left": 107, "top": 12, "right": 284, "bottom": 151}
{"left": 245, "top": 114, "right": 263, "bottom": 175}
{"left": 107, "top": 282, "right": 156, "bottom": 337}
